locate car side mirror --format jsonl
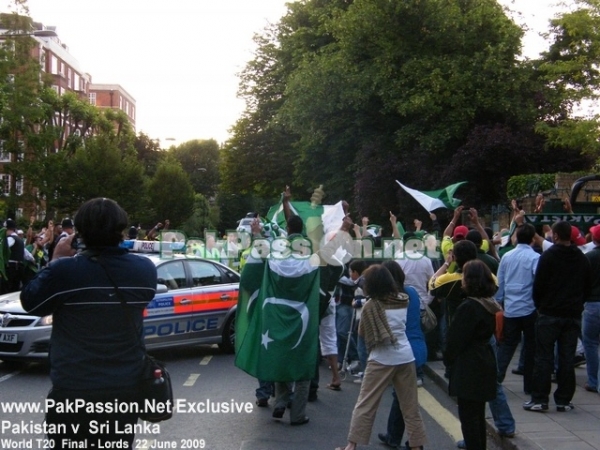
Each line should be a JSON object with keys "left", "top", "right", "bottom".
{"left": 156, "top": 283, "right": 168, "bottom": 294}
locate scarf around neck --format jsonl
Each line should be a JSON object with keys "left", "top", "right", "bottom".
{"left": 359, "top": 292, "right": 409, "bottom": 353}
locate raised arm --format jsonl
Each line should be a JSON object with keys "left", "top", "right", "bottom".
{"left": 443, "top": 206, "right": 464, "bottom": 238}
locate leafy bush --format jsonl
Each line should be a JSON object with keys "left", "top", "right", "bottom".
{"left": 506, "top": 174, "right": 556, "bottom": 199}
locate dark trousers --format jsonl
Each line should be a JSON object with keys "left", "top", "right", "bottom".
{"left": 4, "top": 262, "right": 23, "bottom": 293}
{"left": 458, "top": 398, "right": 487, "bottom": 450}
{"left": 46, "top": 387, "right": 140, "bottom": 449}
{"left": 531, "top": 314, "right": 580, "bottom": 405}
{"left": 497, "top": 311, "right": 537, "bottom": 393}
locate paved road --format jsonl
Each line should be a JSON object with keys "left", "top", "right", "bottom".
{"left": 0, "top": 347, "right": 500, "bottom": 450}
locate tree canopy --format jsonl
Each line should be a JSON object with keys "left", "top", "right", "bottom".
{"left": 222, "top": 0, "right": 600, "bottom": 224}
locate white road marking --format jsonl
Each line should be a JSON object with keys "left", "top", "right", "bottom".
{"left": 0, "top": 370, "right": 21, "bottom": 383}
{"left": 183, "top": 373, "right": 200, "bottom": 386}
{"left": 200, "top": 356, "right": 212, "bottom": 365}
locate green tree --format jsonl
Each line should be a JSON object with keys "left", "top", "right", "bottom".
{"left": 533, "top": 0, "right": 600, "bottom": 157}
{"left": 147, "top": 158, "right": 195, "bottom": 227}
{"left": 0, "top": 8, "right": 45, "bottom": 218}
{"left": 225, "top": 0, "right": 535, "bottom": 216}
{"left": 60, "top": 134, "right": 147, "bottom": 219}
{"left": 180, "top": 193, "right": 212, "bottom": 238}
{"left": 134, "top": 132, "right": 163, "bottom": 177}
{"left": 171, "top": 139, "right": 220, "bottom": 198}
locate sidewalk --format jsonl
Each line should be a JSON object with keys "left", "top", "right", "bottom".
{"left": 423, "top": 357, "right": 600, "bottom": 450}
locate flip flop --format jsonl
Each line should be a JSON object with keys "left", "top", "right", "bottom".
{"left": 327, "top": 383, "right": 342, "bottom": 391}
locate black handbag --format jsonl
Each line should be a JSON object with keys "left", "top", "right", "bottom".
{"left": 96, "top": 256, "right": 174, "bottom": 423}
{"left": 138, "top": 355, "right": 173, "bottom": 422}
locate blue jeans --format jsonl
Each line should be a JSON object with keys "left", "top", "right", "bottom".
{"left": 336, "top": 303, "right": 358, "bottom": 362}
{"left": 583, "top": 302, "right": 600, "bottom": 390}
{"left": 489, "top": 335, "right": 515, "bottom": 434}
{"left": 256, "top": 380, "right": 273, "bottom": 400}
{"left": 531, "top": 314, "right": 580, "bottom": 405}
{"left": 357, "top": 334, "right": 368, "bottom": 373}
{"left": 489, "top": 382, "right": 515, "bottom": 434}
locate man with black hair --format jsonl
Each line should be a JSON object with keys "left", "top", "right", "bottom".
{"left": 466, "top": 229, "right": 499, "bottom": 275}
{"left": 525, "top": 221, "right": 592, "bottom": 412}
{"left": 495, "top": 223, "right": 539, "bottom": 396}
{"left": 21, "top": 198, "right": 157, "bottom": 449}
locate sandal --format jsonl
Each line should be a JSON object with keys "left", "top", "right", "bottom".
{"left": 327, "top": 383, "right": 342, "bottom": 391}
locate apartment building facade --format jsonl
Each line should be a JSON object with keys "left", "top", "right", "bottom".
{"left": 0, "top": 17, "right": 136, "bottom": 221}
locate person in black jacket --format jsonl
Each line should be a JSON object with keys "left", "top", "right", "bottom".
{"left": 21, "top": 198, "right": 157, "bottom": 450}
{"left": 444, "top": 260, "right": 502, "bottom": 450}
{"left": 524, "top": 221, "right": 592, "bottom": 412}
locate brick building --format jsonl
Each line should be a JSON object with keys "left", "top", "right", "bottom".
{"left": 0, "top": 17, "right": 136, "bottom": 221}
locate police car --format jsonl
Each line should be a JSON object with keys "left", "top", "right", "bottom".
{"left": 0, "top": 240, "right": 240, "bottom": 362}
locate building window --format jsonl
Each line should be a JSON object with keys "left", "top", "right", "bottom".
{"left": 89, "top": 92, "right": 96, "bottom": 105}
{"left": 0, "top": 141, "right": 10, "bottom": 162}
{"left": 50, "top": 55, "right": 58, "bottom": 74}
{"left": 15, "top": 208, "right": 23, "bottom": 218}
{"left": 0, "top": 174, "right": 10, "bottom": 195}
{"left": 15, "top": 177, "right": 23, "bottom": 196}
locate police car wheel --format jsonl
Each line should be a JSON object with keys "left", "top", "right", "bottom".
{"left": 218, "top": 314, "right": 235, "bottom": 354}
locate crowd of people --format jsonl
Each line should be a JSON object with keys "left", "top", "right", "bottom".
{"left": 6, "top": 189, "right": 598, "bottom": 450}
{"left": 235, "top": 189, "right": 599, "bottom": 450}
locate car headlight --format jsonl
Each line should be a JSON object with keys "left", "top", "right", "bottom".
{"left": 36, "top": 315, "right": 53, "bottom": 326}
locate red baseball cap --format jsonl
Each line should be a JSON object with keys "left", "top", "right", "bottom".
{"left": 570, "top": 226, "right": 587, "bottom": 246}
{"left": 453, "top": 225, "right": 469, "bottom": 239}
{"left": 590, "top": 225, "right": 600, "bottom": 242}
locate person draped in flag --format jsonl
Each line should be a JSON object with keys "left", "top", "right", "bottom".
{"left": 235, "top": 213, "right": 321, "bottom": 425}
{"left": 235, "top": 188, "right": 357, "bottom": 423}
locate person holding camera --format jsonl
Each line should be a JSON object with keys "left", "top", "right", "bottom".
{"left": 20, "top": 198, "right": 157, "bottom": 450}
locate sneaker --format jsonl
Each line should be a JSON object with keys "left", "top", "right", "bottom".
{"left": 523, "top": 400, "right": 548, "bottom": 412}
{"left": 556, "top": 403, "right": 575, "bottom": 412}
{"left": 585, "top": 383, "right": 598, "bottom": 392}
{"left": 353, "top": 377, "right": 363, "bottom": 384}
{"left": 498, "top": 431, "right": 515, "bottom": 438}
{"left": 348, "top": 360, "right": 361, "bottom": 374}
{"left": 511, "top": 368, "right": 524, "bottom": 376}
{"left": 574, "top": 354, "right": 587, "bottom": 367}
{"left": 417, "top": 377, "right": 423, "bottom": 387}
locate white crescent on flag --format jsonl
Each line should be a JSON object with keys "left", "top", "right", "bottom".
{"left": 262, "top": 297, "right": 309, "bottom": 349}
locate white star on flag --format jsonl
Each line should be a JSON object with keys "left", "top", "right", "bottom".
{"left": 261, "top": 330, "right": 274, "bottom": 349}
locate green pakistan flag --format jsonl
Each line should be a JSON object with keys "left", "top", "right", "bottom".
{"left": 235, "top": 255, "right": 320, "bottom": 382}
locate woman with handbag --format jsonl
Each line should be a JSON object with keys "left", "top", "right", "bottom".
{"left": 21, "top": 198, "right": 157, "bottom": 450}
{"left": 444, "top": 260, "right": 502, "bottom": 450}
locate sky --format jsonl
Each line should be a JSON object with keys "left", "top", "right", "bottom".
{"left": 10, "top": 0, "right": 569, "bottom": 148}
